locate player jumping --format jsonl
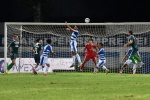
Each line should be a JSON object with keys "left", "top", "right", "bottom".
{"left": 119, "top": 48, "right": 141, "bottom": 74}
{"left": 94, "top": 43, "right": 109, "bottom": 74}
{"left": 124, "top": 31, "right": 144, "bottom": 72}
{"left": 33, "top": 39, "right": 55, "bottom": 76}
{"left": 31, "top": 38, "right": 43, "bottom": 69}
{"left": 5, "top": 35, "right": 21, "bottom": 74}
{"left": 80, "top": 39, "right": 97, "bottom": 71}
{"left": 65, "top": 21, "right": 82, "bottom": 67}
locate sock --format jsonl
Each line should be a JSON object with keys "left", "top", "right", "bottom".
{"left": 129, "top": 55, "right": 136, "bottom": 64}
{"left": 102, "top": 66, "right": 108, "bottom": 71}
{"left": 76, "top": 54, "right": 82, "bottom": 64}
{"left": 120, "top": 64, "right": 126, "bottom": 73}
{"left": 94, "top": 67, "right": 98, "bottom": 72}
{"left": 7, "top": 63, "right": 14, "bottom": 71}
{"left": 134, "top": 56, "right": 142, "bottom": 62}
{"left": 72, "top": 56, "right": 76, "bottom": 65}
{"left": 35, "top": 66, "right": 42, "bottom": 71}
{"left": 138, "top": 62, "right": 144, "bottom": 67}
{"left": 44, "top": 66, "right": 49, "bottom": 74}
{"left": 133, "top": 64, "right": 137, "bottom": 73}
{"left": 120, "top": 66, "right": 124, "bottom": 73}
{"left": 80, "top": 63, "right": 85, "bottom": 70}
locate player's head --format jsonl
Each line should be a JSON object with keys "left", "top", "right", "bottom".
{"left": 13, "top": 35, "right": 18, "bottom": 41}
{"left": 98, "top": 43, "right": 103, "bottom": 49}
{"left": 74, "top": 25, "right": 78, "bottom": 30}
{"left": 88, "top": 39, "right": 93, "bottom": 45}
{"left": 128, "top": 31, "right": 133, "bottom": 36}
{"left": 36, "top": 38, "right": 42, "bottom": 43}
{"left": 46, "top": 39, "right": 52, "bottom": 45}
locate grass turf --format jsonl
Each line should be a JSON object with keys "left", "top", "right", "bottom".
{"left": 0, "top": 73, "right": 150, "bottom": 100}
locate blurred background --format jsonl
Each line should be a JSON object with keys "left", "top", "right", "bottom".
{"left": 0, "top": 0, "right": 150, "bottom": 58}
{"left": 0, "top": 0, "right": 150, "bottom": 22}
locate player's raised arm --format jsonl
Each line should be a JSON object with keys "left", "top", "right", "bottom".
{"left": 65, "top": 21, "right": 75, "bottom": 32}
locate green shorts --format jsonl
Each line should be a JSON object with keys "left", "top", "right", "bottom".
{"left": 10, "top": 53, "right": 18, "bottom": 60}
{"left": 131, "top": 48, "right": 138, "bottom": 56}
{"left": 34, "top": 54, "right": 40, "bottom": 63}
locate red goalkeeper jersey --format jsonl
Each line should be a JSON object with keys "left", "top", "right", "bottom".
{"left": 85, "top": 43, "right": 97, "bottom": 56}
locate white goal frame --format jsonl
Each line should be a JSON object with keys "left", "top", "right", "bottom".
{"left": 4, "top": 22, "right": 150, "bottom": 73}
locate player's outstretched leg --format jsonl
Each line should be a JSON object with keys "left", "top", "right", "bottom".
{"left": 92, "top": 57, "right": 97, "bottom": 73}
{"left": 76, "top": 53, "right": 82, "bottom": 67}
{"left": 134, "top": 56, "right": 144, "bottom": 67}
{"left": 80, "top": 61, "right": 87, "bottom": 71}
{"left": 96, "top": 60, "right": 109, "bottom": 74}
{"left": 119, "top": 64, "right": 126, "bottom": 74}
{"left": 133, "top": 64, "right": 137, "bottom": 74}
{"left": 43, "top": 64, "right": 50, "bottom": 76}
{"left": 5, "top": 59, "right": 15, "bottom": 74}
{"left": 129, "top": 55, "right": 136, "bottom": 64}
{"left": 33, "top": 65, "right": 42, "bottom": 74}
{"left": 94, "top": 66, "right": 99, "bottom": 73}
{"left": 6, "top": 63, "right": 14, "bottom": 74}
{"left": 102, "top": 66, "right": 109, "bottom": 74}
{"left": 70, "top": 55, "right": 76, "bottom": 67}
{"left": 119, "top": 63, "right": 129, "bottom": 74}
{"left": 70, "top": 52, "right": 82, "bottom": 67}
{"left": 80, "top": 56, "right": 90, "bottom": 71}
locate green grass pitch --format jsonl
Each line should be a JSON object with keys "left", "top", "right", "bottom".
{"left": 0, "top": 73, "right": 150, "bottom": 100}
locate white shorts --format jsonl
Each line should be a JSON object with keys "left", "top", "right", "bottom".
{"left": 70, "top": 41, "right": 77, "bottom": 52}
{"left": 97, "top": 60, "right": 106, "bottom": 67}
{"left": 40, "top": 56, "right": 49, "bottom": 66}
{"left": 124, "top": 59, "right": 132, "bottom": 65}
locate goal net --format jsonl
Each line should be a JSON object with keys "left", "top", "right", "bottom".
{"left": 4, "top": 22, "right": 150, "bottom": 74}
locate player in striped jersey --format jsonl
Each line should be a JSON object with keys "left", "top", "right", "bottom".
{"left": 33, "top": 39, "right": 55, "bottom": 76}
{"left": 119, "top": 48, "right": 141, "bottom": 74}
{"left": 94, "top": 43, "right": 109, "bottom": 74}
{"left": 65, "top": 21, "right": 82, "bottom": 67}
{"left": 31, "top": 38, "right": 43, "bottom": 69}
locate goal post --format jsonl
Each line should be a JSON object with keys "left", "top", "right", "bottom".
{"left": 4, "top": 22, "right": 150, "bottom": 74}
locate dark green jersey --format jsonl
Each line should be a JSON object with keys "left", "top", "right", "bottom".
{"left": 9, "top": 41, "right": 20, "bottom": 54}
{"left": 33, "top": 43, "right": 42, "bottom": 55}
{"left": 128, "top": 35, "right": 138, "bottom": 49}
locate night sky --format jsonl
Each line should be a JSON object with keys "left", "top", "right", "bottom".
{"left": 0, "top": 0, "right": 150, "bottom": 22}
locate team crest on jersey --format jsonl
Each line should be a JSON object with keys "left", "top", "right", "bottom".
{"left": 14, "top": 41, "right": 19, "bottom": 47}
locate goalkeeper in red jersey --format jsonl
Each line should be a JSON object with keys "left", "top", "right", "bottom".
{"left": 80, "top": 39, "right": 97, "bottom": 71}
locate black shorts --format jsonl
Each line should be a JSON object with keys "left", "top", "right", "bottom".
{"left": 10, "top": 53, "right": 18, "bottom": 60}
{"left": 34, "top": 54, "right": 40, "bottom": 63}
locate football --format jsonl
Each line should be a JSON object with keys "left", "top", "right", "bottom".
{"left": 85, "top": 18, "right": 90, "bottom": 23}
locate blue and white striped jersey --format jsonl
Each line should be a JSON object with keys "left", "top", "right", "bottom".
{"left": 71, "top": 30, "right": 79, "bottom": 41}
{"left": 41, "top": 44, "right": 53, "bottom": 56}
{"left": 127, "top": 48, "right": 132, "bottom": 55}
{"left": 98, "top": 48, "right": 106, "bottom": 60}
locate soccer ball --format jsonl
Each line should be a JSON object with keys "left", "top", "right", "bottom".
{"left": 85, "top": 18, "right": 90, "bottom": 23}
